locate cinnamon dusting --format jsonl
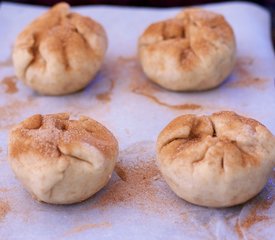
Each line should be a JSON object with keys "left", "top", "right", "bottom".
{"left": 118, "top": 56, "right": 160, "bottom": 95}
{"left": 92, "top": 159, "right": 161, "bottom": 211}
{"left": 235, "top": 196, "right": 274, "bottom": 239}
{"left": 117, "top": 56, "right": 201, "bottom": 111}
{"left": 0, "top": 57, "right": 12, "bottom": 68}
{"left": 117, "top": 56, "right": 137, "bottom": 63}
{"left": 0, "top": 188, "right": 10, "bottom": 193}
{"left": 115, "top": 165, "right": 127, "bottom": 181}
{"left": 96, "top": 78, "right": 115, "bottom": 102}
{"left": 2, "top": 76, "right": 18, "bottom": 94}
{"left": 65, "top": 222, "right": 111, "bottom": 236}
{"left": 132, "top": 89, "right": 201, "bottom": 110}
{"left": 0, "top": 98, "right": 35, "bottom": 129}
{"left": 227, "top": 57, "right": 268, "bottom": 89}
{"left": 10, "top": 113, "right": 117, "bottom": 160}
{"left": 0, "top": 200, "right": 10, "bottom": 221}
{"left": 228, "top": 77, "right": 268, "bottom": 89}
{"left": 89, "top": 142, "right": 189, "bottom": 216}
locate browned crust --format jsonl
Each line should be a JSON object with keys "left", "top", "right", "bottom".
{"left": 157, "top": 111, "right": 271, "bottom": 168}
{"left": 139, "top": 8, "right": 236, "bottom": 73}
{"left": 9, "top": 113, "right": 118, "bottom": 161}
{"left": 13, "top": 2, "right": 107, "bottom": 80}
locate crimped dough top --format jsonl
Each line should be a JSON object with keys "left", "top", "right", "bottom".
{"left": 9, "top": 113, "right": 118, "bottom": 162}
{"left": 13, "top": 2, "right": 107, "bottom": 81}
{"left": 139, "top": 8, "right": 236, "bottom": 77}
{"left": 157, "top": 111, "right": 275, "bottom": 171}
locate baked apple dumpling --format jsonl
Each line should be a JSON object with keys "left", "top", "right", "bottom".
{"left": 12, "top": 3, "right": 108, "bottom": 95}
{"left": 8, "top": 113, "right": 118, "bottom": 204}
{"left": 138, "top": 8, "right": 236, "bottom": 91}
{"left": 156, "top": 111, "right": 275, "bottom": 207}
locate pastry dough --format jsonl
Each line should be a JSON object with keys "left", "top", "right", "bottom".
{"left": 12, "top": 3, "right": 108, "bottom": 95}
{"left": 8, "top": 113, "right": 118, "bottom": 204}
{"left": 156, "top": 111, "right": 275, "bottom": 207}
{"left": 138, "top": 8, "right": 236, "bottom": 91}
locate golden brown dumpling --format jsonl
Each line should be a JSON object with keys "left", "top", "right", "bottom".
{"left": 8, "top": 113, "right": 118, "bottom": 204}
{"left": 156, "top": 111, "right": 275, "bottom": 207}
{"left": 138, "top": 8, "right": 236, "bottom": 91}
{"left": 12, "top": 3, "right": 108, "bottom": 95}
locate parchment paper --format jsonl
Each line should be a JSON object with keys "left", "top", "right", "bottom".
{"left": 0, "top": 2, "right": 275, "bottom": 239}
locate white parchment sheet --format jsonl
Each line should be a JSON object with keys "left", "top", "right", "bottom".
{"left": 0, "top": 2, "right": 275, "bottom": 239}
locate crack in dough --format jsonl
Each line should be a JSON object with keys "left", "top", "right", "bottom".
{"left": 12, "top": 2, "right": 108, "bottom": 95}
{"left": 138, "top": 8, "right": 236, "bottom": 91}
{"left": 8, "top": 113, "right": 118, "bottom": 204}
{"left": 156, "top": 111, "right": 275, "bottom": 207}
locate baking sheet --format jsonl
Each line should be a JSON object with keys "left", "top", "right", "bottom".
{"left": 0, "top": 1, "right": 275, "bottom": 239}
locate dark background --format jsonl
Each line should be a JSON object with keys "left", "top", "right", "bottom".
{"left": 1, "top": 0, "right": 273, "bottom": 7}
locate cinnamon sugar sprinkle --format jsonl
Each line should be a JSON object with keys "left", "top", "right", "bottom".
{"left": 132, "top": 91, "right": 201, "bottom": 110}
{"left": 0, "top": 57, "right": 13, "bottom": 68}
{"left": 0, "top": 188, "right": 10, "bottom": 193}
{"left": 96, "top": 78, "right": 115, "bottom": 102}
{"left": 1, "top": 76, "right": 18, "bottom": 94}
{"left": 114, "top": 165, "right": 127, "bottom": 182}
{"left": 87, "top": 142, "right": 275, "bottom": 238}
{"left": 10, "top": 113, "right": 116, "bottom": 159}
{"left": 90, "top": 142, "right": 187, "bottom": 215}
{"left": 116, "top": 56, "right": 201, "bottom": 111}
{"left": 0, "top": 98, "right": 35, "bottom": 129}
{"left": 65, "top": 222, "right": 112, "bottom": 236}
{"left": 235, "top": 198, "right": 274, "bottom": 239}
{"left": 89, "top": 142, "right": 162, "bottom": 211}
{"left": 227, "top": 57, "right": 268, "bottom": 89}
{"left": 0, "top": 200, "right": 10, "bottom": 221}
{"left": 92, "top": 158, "right": 161, "bottom": 211}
